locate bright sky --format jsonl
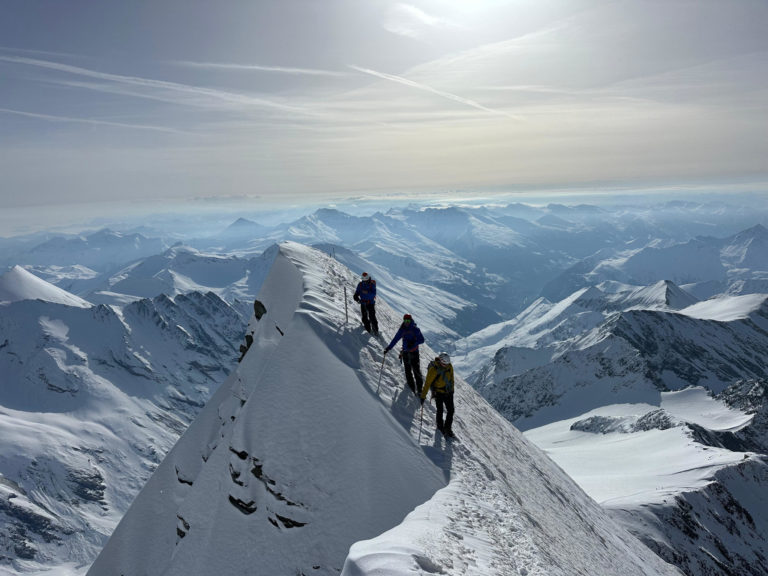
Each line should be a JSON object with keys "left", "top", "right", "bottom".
{"left": 1, "top": 0, "right": 767, "bottom": 218}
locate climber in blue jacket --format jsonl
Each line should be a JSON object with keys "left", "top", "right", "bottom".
{"left": 384, "top": 313, "right": 425, "bottom": 395}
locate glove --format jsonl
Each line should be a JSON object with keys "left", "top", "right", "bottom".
{"left": 420, "top": 397, "right": 425, "bottom": 406}
{"left": 353, "top": 295, "right": 360, "bottom": 303}
{"left": 384, "top": 346, "right": 390, "bottom": 354}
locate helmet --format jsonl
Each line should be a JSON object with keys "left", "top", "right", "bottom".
{"left": 437, "top": 352, "right": 450, "bottom": 365}
{"left": 361, "top": 272, "right": 370, "bottom": 281}
{"left": 403, "top": 314, "right": 413, "bottom": 324}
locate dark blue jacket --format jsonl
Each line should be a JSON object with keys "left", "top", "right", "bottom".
{"left": 386, "top": 321, "right": 425, "bottom": 353}
{"left": 354, "top": 279, "right": 377, "bottom": 303}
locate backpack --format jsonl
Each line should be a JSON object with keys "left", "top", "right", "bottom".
{"left": 430, "top": 360, "right": 454, "bottom": 394}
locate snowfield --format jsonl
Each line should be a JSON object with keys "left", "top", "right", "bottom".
{"left": 525, "top": 388, "right": 754, "bottom": 507}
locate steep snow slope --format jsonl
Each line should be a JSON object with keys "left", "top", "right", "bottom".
{"left": 0, "top": 265, "right": 92, "bottom": 308}
{"left": 88, "top": 242, "right": 680, "bottom": 576}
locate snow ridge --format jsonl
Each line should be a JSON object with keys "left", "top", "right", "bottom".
{"left": 87, "top": 242, "right": 680, "bottom": 576}
{"left": 0, "top": 265, "right": 92, "bottom": 308}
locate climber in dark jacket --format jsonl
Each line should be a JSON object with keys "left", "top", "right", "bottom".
{"left": 353, "top": 272, "right": 379, "bottom": 335}
{"left": 384, "top": 314, "right": 425, "bottom": 395}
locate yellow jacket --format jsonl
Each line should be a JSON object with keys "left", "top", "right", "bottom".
{"left": 421, "top": 360, "right": 454, "bottom": 399}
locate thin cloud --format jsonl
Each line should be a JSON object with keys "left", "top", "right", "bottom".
{"left": 0, "top": 107, "right": 187, "bottom": 133}
{"left": 0, "top": 55, "right": 313, "bottom": 115}
{"left": 348, "top": 64, "right": 522, "bottom": 120}
{"left": 383, "top": 3, "right": 460, "bottom": 40}
{"left": 172, "top": 60, "right": 348, "bottom": 77}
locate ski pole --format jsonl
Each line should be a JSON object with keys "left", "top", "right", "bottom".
{"left": 376, "top": 351, "right": 387, "bottom": 393}
{"left": 418, "top": 403, "right": 424, "bottom": 443}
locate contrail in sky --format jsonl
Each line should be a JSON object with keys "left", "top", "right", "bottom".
{"left": 349, "top": 64, "right": 522, "bottom": 120}
{"left": 173, "top": 60, "right": 347, "bottom": 77}
{"left": 0, "top": 55, "right": 311, "bottom": 114}
{"left": 0, "top": 106, "right": 186, "bottom": 133}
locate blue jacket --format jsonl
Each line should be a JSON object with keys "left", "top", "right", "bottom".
{"left": 354, "top": 279, "right": 377, "bottom": 303}
{"left": 386, "top": 321, "right": 425, "bottom": 353}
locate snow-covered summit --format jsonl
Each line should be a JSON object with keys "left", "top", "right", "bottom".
{"left": 620, "top": 279, "right": 699, "bottom": 310}
{"left": 0, "top": 265, "right": 92, "bottom": 308}
{"left": 88, "top": 241, "right": 679, "bottom": 576}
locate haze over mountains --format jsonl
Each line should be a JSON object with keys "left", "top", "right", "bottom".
{"left": 1, "top": 194, "right": 767, "bottom": 575}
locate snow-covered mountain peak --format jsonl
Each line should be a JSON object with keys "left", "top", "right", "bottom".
{"left": 226, "top": 217, "right": 260, "bottom": 230}
{"left": 88, "top": 241, "right": 679, "bottom": 576}
{"left": 624, "top": 279, "right": 699, "bottom": 310}
{"left": 0, "top": 265, "right": 92, "bottom": 308}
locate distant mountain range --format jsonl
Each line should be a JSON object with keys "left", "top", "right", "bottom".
{"left": 1, "top": 198, "right": 767, "bottom": 575}
{"left": 7, "top": 201, "right": 767, "bottom": 323}
{"left": 542, "top": 224, "right": 768, "bottom": 301}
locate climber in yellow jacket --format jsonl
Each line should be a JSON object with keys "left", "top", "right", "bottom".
{"left": 420, "top": 352, "right": 455, "bottom": 438}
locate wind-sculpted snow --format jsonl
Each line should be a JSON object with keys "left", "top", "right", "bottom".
{"left": 88, "top": 242, "right": 680, "bottom": 576}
